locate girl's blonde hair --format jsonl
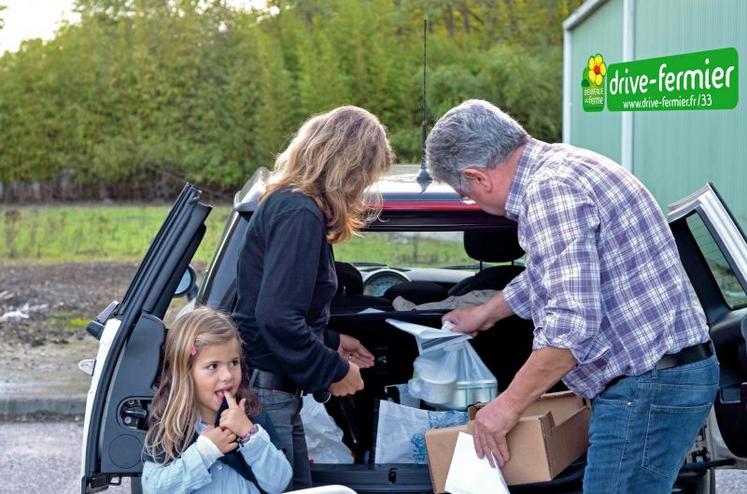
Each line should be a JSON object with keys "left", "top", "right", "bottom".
{"left": 144, "top": 307, "right": 259, "bottom": 465}
{"left": 263, "top": 106, "right": 395, "bottom": 244}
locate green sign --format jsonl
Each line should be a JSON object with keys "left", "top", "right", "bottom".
{"left": 606, "top": 48, "right": 738, "bottom": 111}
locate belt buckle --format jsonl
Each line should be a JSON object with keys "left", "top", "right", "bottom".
{"left": 249, "top": 368, "right": 260, "bottom": 387}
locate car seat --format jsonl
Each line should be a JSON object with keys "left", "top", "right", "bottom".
{"left": 383, "top": 229, "right": 524, "bottom": 307}
{"left": 447, "top": 230, "right": 525, "bottom": 296}
{"left": 383, "top": 281, "right": 449, "bottom": 305}
{"left": 331, "top": 261, "right": 392, "bottom": 314}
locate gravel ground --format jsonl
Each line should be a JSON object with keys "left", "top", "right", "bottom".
{"left": 0, "top": 421, "right": 131, "bottom": 494}
{"left": 0, "top": 421, "right": 745, "bottom": 493}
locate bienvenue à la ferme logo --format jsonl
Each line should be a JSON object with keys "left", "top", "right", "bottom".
{"left": 582, "top": 53, "right": 607, "bottom": 112}
{"left": 582, "top": 48, "right": 738, "bottom": 112}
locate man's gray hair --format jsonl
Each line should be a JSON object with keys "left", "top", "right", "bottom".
{"left": 425, "top": 100, "right": 528, "bottom": 188}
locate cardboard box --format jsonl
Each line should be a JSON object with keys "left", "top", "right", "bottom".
{"left": 424, "top": 391, "right": 590, "bottom": 492}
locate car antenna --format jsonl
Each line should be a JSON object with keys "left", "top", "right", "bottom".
{"left": 416, "top": 18, "right": 433, "bottom": 192}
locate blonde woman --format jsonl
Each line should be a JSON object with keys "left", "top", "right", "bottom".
{"left": 232, "top": 106, "right": 395, "bottom": 489}
{"left": 142, "top": 307, "right": 292, "bottom": 493}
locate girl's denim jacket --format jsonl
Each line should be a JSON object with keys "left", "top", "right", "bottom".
{"left": 142, "top": 412, "right": 292, "bottom": 494}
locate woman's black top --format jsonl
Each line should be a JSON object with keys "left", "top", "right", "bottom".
{"left": 233, "top": 188, "right": 349, "bottom": 393}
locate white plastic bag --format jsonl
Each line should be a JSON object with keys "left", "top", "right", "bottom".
{"left": 386, "top": 318, "right": 469, "bottom": 354}
{"left": 408, "top": 343, "right": 496, "bottom": 408}
{"left": 408, "top": 347, "right": 458, "bottom": 405}
{"left": 300, "top": 395, "right": 354, "bottom": 464}
{"left": 374, "top": 399, "right": 468, "bottom": 464}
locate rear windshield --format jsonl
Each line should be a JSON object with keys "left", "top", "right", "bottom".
{"left": 334, "top": 231, "right": 474, "bottom": 269}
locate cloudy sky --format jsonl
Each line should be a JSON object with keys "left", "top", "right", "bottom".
{"left": 0, "top": 0, "right": 264, "bottom": 54}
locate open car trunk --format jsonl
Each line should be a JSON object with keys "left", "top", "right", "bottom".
{"left": 309, "top": 309, "right": 585, "bottom": 494}
{"left": 198, "top": 204, "right": 725, "bottom": 494}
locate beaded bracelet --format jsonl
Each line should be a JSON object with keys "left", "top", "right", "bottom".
{"left": 238, "top": 424, "right": 259, "bottom": 445}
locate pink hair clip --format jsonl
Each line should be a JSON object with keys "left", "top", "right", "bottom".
{"left": 190, "top": 345, "right": 198, "bottom": 357}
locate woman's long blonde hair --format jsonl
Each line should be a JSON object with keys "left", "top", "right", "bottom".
{"left": 144, "top": 307, "right": 260, "bottom": 465}
{"left": 263, "top": 106, "right": 395, "bottom": 244}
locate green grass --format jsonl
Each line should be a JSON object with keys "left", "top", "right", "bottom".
{"left": 0, "top": 204, "right": 233, "bottom": 265}
{"left": 0, "top": 205, "right": 470, "bottom": 267}
{"left": 49, "top": 311, "right": 90, "bottom": 331}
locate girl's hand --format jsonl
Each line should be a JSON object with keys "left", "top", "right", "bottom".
{"left": 202, "top": 425, "right": 238, "bottom": 454}
{"left": 219, "top": 391, "right": 254, "bottom": 437}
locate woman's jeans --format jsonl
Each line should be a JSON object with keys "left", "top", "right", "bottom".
{"left": 255, "top": 388, "right": 311, "bottom": 491}
{"left": 583, "top": 354, "right": 719, "bottom": 493}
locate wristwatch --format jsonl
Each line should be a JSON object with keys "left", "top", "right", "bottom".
{"left": 238, "top": 424, "right": 259, "bottom": 445}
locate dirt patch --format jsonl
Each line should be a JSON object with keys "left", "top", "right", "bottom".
{"left": 0, "top": 262, "right": 139, "bottom": 346}
{"left": 0, "top": 262, "right": 205, "bottom": 399}
{"left": 0, "top": 263, "right": 137, "bottom": 400}
{"left": 0, "top": 262, "right": 206, "bottom": 346}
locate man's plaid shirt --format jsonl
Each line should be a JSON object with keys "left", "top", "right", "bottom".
{"left": 502, "top": 139, "right": 709, "bottom": 398}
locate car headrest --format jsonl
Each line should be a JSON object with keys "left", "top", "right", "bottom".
{"left": 335, "top": 262, "right": 364, "bottom": 296}
{"left": 464, "top": 230, "right": 524, "bottom": 262}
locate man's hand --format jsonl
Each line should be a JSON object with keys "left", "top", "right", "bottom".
{"left": 471, "top": 348, "right": 577, "bottom": 468}
{"left": 202, "top": 425, "right": 239, "bottom": 454}
{"left": 219, "top": 391, "right": 254, "bottom": 437}
{"left": 443, "top": 304, "right": 494, "bottom": 337}
{"left": 443, "top": 291, "right": 514, "bottom": 337}
{"left": 329, "top": 361, "right": 364, "bottom": 396}
{"left": 338, "top": 334, "right": 375, "bottom": 368}
{"left": 472, "top": 394, "right": 521, "bottom": 468}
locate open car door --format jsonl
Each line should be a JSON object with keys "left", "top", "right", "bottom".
{"left": 80, "top": 184, "right": 211, "bottom": 492}
{"left": 668, "top": 183, "right": 747, "bottom": 468}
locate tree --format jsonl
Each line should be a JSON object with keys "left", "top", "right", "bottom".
{"left": 0, "top": 0, "right": 585, "bottom": 200}
{"left": 253, "top": 29, "right": 300, "bottom": 170}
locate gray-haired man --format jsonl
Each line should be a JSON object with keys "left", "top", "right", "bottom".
{"left": 426, "top": 99, "right": 717, "bottom": 492}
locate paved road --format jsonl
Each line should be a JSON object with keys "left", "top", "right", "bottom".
{"left": 1, "top": 421, "right": 746, "bottom": 493}
{"left": 0, "top": 420, "right": 131, "bottom": 494}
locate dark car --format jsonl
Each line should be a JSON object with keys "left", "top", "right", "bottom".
{"left": 80, "top": 165, "right": 747, "bottom": 493}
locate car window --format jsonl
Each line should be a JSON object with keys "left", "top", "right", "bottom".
{"left": 335, "top": 231, "right": 474, "bottom": 268}
{"left": 686, "top": 213, "right": 747, "bottom": 309}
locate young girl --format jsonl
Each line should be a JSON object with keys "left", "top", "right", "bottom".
{"left": 142, "top": 307, "right": 292, "bottom": 494}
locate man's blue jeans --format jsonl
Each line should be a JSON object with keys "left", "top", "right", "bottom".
{"left": 583, "top": 354, "right": 719, "bottom": 493}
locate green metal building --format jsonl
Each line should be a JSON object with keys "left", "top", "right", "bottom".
{"left": 563, "top": 0, "right": 746, "bottom": 220}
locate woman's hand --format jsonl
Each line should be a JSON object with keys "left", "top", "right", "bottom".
{"left": 329, "top": 361, "right": 364, "bottom": 396}
{"left": 338, "top": 334, "right": 375, "bottom": 368}
{"left": 202, "top": 425, "right": 239, "bottom": 454}
{"left": 219, "top": 391, "right": 254, "bottom": 437}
